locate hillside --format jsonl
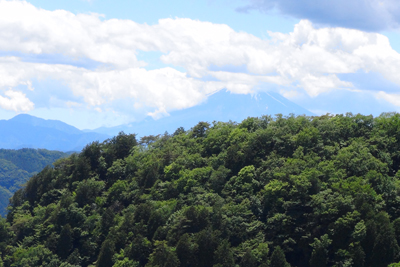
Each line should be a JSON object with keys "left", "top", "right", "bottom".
{"left": 0, "top": 114, "right": 110, "bottom": 152}
{"left": 0, "top": 148, "right": 69, "bottom": 216}
{"left": 2, "top": 113, "right": 400, "bottom": 266}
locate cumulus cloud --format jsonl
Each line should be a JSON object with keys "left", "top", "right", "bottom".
{"left": 159, "top": 19, "right": 399, "bottom": 97}
{"left": 0, "top": 0, "right": 144, "bottom": 68}
{"left": 0, "top": 90, "right": 34, "bottom": 112}
{"left": 66, "top": 67, "right": 225, "bottom": 116}
{"left": 0, "top": 57, "right": 225, "bottom": 118}
{"left": 238, "top": 0, "right": 400, "bottom": 31}
{"left": 1, "top": 0, "right": 400, "bottom": 119}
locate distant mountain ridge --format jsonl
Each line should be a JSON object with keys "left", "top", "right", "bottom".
{"left": 10, "top": 114, "right": 82, "bottom": 135}
{"left": 89, "top": 90, "right": 315, "bottom": 137}
{"left": 0, "top": 148, "right": 68, "bottom": 216}
{"left": 0, "top": 114, "right": 110, "bottom": 152}
{"left": 0, "top": 91, "right": 313, "bottom": 151}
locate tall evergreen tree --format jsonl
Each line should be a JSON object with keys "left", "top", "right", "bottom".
{"left": 196, "top": 229, "right": 218, "bottom": 267}
{"left": 270, "top": 246, "right": 290, "bottom": 267}
{"left": 309, "top": 235, "right": 331, "bottom": 267}
{"left": 57, "top": 224, "right": 73, "bottom": 260}
{"left": 214, "top": 239, "right": 235, "bottom": 267}
{"left": 176, "top": 233, "right": 196, "bottom": 267}
{"left": 97, "top": 238, "right": 116, "bottom": 267}
{"left": 369, "top": 212, "right": 400, "bottom": 267}
{"left": 147, "top": 241, "right": 180, "bottom": 267}
{"left": 240, "top": 249, "right": 258, "bottom": 267}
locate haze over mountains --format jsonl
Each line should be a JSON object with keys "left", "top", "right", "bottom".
{"left": 0, "top": 115, "right": 110, "bottom": 152}
{"left": 0, "top": 91, "right": 313, "bottom": 151}
{"left": 87, "top": 90, "right": 315, "bottom": 137}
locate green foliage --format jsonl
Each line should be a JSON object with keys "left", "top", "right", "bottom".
{"left": 75, "top": 178, "right": 105, "bottom": 207}
{"left": 3, "top": 113, "right": 400, "bottom": 266}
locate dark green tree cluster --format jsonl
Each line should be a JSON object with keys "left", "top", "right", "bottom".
{"left": 3, "top": 113, "right": 400, "bottom": 266}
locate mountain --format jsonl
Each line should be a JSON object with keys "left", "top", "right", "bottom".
{"left": 0, "top": 114, "right": 110, "bottom": 152}
{"left": 89, "top": 90, "right": 315, "bottom": 137}
{"left": 0, "top": 148, "right": 69, "bottom": 216}
{"left": 10, "top": 113, "right": 82, "bottom": 135}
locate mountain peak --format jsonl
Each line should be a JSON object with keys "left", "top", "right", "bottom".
{"left": 9, "top": 114, "right": 81, "bottom": 135}
{"left": 91, "top": 90, "right": 315, "bottom": 137}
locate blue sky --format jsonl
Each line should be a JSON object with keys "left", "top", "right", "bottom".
{"left": 0, "top": 0, "right": 400, "bottom": 129}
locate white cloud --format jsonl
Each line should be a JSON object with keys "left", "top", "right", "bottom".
{"left": 0, "top": 57, "right": 225, "bottom": 118}
{"left": 376, "top": 91, "right": 400, "bottom": 107}
{"left": 1, "top": 0, "right": 400, "bottom": 118}
{"left": 0, "top": 89, "right": 34, "bottom": 112}
{"left": 0, "top": 0, "right": 143, "bottom": 68}
{"left": 280, "top": 89, "right": 300, "bottom": 99}
{"left": 65, "top": 67, "right": 225, "bottom": 116}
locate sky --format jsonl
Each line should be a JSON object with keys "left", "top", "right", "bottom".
{"left": 1, "top": 0, "right": 400, "bottom": 129}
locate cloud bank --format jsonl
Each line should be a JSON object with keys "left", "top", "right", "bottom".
{"left": 0, "top": 0, "right": 400, "bottom": 120}
{"left": 238, "top": 0, "right": 400, "bottom": 31}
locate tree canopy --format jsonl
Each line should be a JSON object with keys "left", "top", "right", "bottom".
{"left": 3, "top": 113, "right": 400, "bottom": 266}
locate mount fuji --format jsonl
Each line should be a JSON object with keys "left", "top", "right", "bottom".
{"left": 89, "top": 90, "right": 315, "bottom": 137}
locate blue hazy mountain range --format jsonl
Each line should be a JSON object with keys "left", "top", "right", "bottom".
{"left": 89, "top": 90, "right": 315, "bottom": 137}
{"left": 0, "top": 114, "right": 110, "bottom": 152}
{"left": 0, "top": 91, "right": 313, "bottom": 151}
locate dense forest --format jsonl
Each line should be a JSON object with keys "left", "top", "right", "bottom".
{"left": 0, "top": 149, "right": 68, "bottom": 217}
{"left": 2, "top": 113, "right": 400, "bottom": 266}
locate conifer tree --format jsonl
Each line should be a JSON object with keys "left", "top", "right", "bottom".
{"left": 57, "top": 224, "right": 73, "bottom": 259}
{"left": 147, "top": 241, "right": 180, "bottom": 267}
{"left": 97, "top": 238, "right": 116, "bottom": 267}
{"left": 309, "top": 235, "right": 331, "bottom": 267}
{"left": 176, "top": 233, "right": 196, "bottom": 266}
{"left": 270, "top": 246, "right": 290, "bottom": 267}
{"left": 240, "top": 249, "right": 258, "bottom": 267}
{"left": 214, "top": 239, "right": 235, "bottom": 267}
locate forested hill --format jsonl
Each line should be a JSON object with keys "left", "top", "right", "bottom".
{"left": 3, "top": 113, "right": 400, "bottom": 267}
{"left": 0, "top": 148, "right": 69, "bottom": 217}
